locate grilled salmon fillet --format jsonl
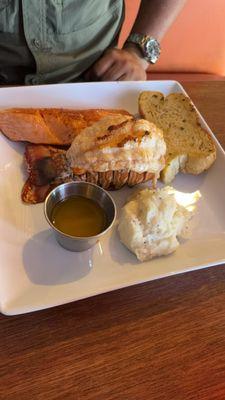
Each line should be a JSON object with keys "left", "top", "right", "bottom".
{"left": 22, "top": 115, "right": 166, "bottom": 204}
{"left": 0, "top": 107, "right": 130, "bottom": 145}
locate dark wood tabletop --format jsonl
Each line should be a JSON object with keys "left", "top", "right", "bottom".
{"left": 1, "top": 81, "right": 225, "bottom": 400}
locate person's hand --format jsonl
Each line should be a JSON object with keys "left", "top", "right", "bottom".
{"left": 84, "top": 46, "right": 149, "bottom": 81}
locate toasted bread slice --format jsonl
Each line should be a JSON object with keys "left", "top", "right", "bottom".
{"left": 139, "top": 91, "right": 216, "bottom": 183}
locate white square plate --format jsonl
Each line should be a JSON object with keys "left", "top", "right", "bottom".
{"left": 0, "top": 81, "right": 225, "bottom": 316}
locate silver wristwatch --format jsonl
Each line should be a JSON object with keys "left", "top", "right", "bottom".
{"left": 126, "top": 33, "right": 161, "bottom": 64}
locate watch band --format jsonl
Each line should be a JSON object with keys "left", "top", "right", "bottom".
{"left": 127, "top": 33, "right": 149, "bottom": 47}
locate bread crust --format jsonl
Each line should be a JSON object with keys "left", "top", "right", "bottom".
{"left": 0, "top": 108, "right": 130, "bottom": 145}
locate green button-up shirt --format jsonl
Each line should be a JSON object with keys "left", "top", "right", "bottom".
{"left": 0, "top": 0, "right": 124, "bottom": 85}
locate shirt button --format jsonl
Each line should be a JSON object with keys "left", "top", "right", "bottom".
{"left": 32, "top": 39, "right": 41, "bottom": 49}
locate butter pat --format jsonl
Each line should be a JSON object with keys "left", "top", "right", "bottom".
{"left": 118, "top": 186, "right": 198, "bottom": 262}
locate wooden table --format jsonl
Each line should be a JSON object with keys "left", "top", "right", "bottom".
{"left": 1, "top": 81, "right": 225, "bottom": 400}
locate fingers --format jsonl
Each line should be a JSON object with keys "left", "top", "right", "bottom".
{"left": 84, "top": 48, "right": 147, "bottom": 82}
{"left": 85, "top": 51, "right": 115, "bottom": 81}
{"left": 101, "top": 63, "right": 126, "bottom": 81}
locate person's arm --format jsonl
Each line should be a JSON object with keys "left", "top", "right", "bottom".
{"left": 85, "top": 0, "right": 186, "bottom": 81}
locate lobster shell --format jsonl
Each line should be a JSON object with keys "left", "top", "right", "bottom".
{"left": 22, "top": 144, "right": 156, "bottom": 204}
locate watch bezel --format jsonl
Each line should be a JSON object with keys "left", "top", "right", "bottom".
{"left": 143, "top": 37, "right": 161, "bottom": 64}
{"left": 126, "top": 34, "right": 161, "bottom": 64}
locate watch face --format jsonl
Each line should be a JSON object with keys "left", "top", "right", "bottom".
{"left": 144, "top": 38, "right": 160, "bottom": 64}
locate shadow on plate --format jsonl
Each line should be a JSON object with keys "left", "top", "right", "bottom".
{"left": 0, "top": 133, "right": 25, "bottom": 155}
{"left": 109, "top": 226, "right": 139, "bottom": 266}
{"left": 23, "top": 230, "right": 92, "bottom": 285}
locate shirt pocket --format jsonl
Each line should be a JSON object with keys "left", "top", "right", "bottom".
{"left": 48, "top": 0, "right": 122, "bottom": 35}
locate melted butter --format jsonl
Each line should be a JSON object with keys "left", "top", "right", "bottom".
{"left": 51, "top": 195, "right": 107, "bottom": 237}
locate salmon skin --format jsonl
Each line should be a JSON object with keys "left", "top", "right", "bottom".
{"left": 0, "top": 108, "right": 130, "bottom": 145}
{"left": 22, "top": 144, "right": 155, "bottom": 204}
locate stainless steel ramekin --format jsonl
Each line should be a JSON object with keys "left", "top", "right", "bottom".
{"left": 44, "top": 181, "right": 116, "bottom": 252}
